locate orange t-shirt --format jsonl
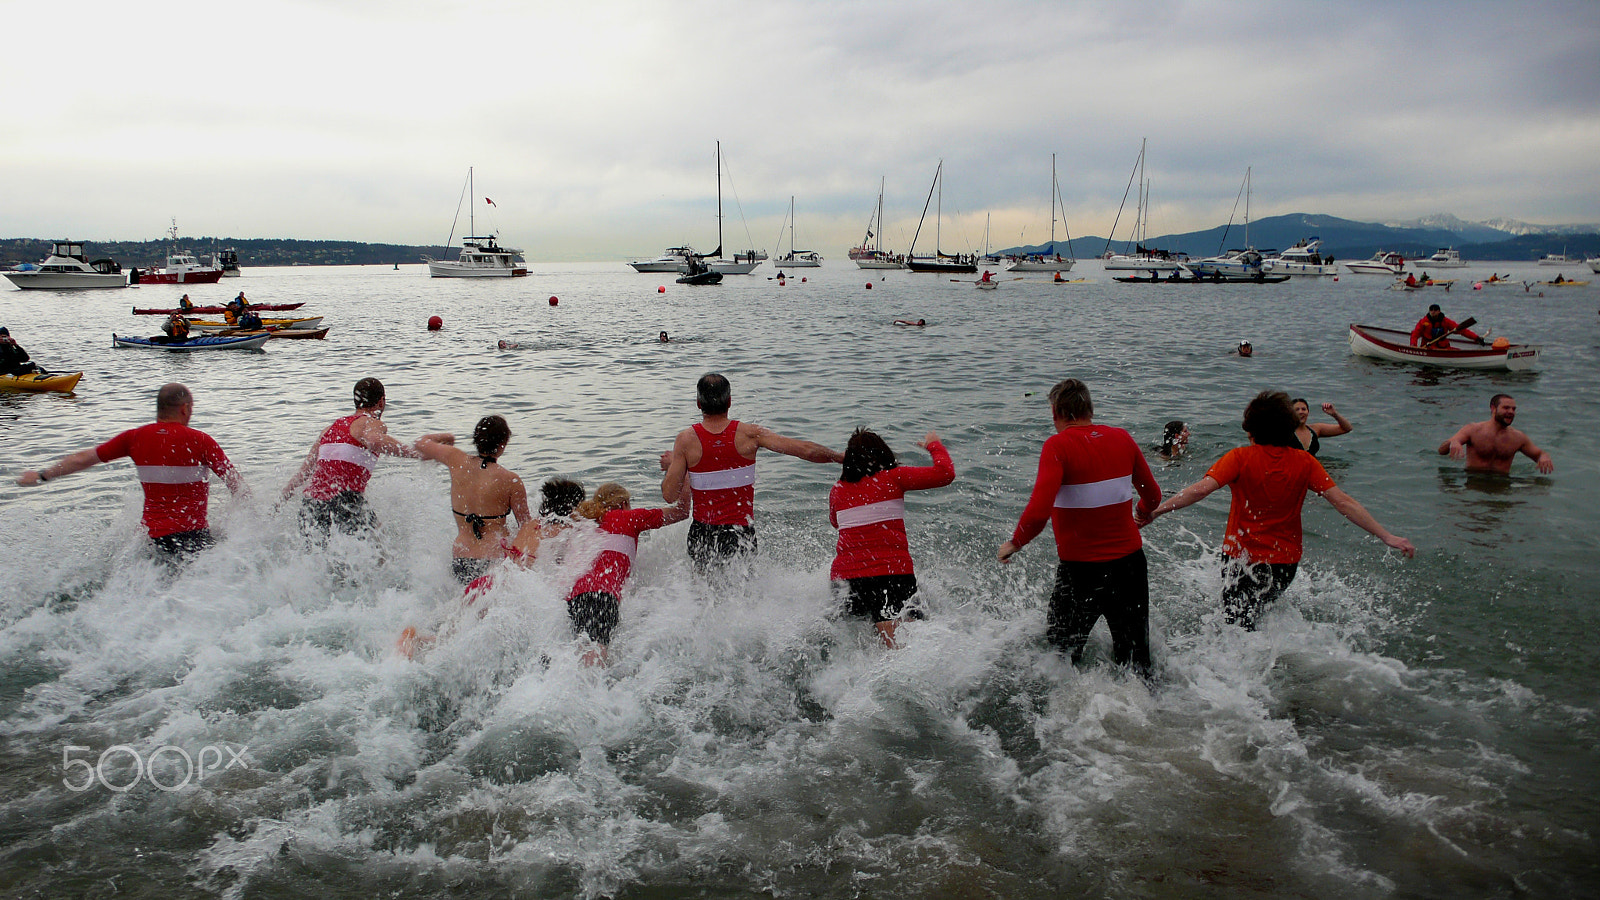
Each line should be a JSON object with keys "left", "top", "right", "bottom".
{"left": 1206, "top": 445, "right": 1335, "bottom": 564}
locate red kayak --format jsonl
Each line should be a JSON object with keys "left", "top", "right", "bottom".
{"left": 132, "top": 302, "right": 305, "bottom": 315}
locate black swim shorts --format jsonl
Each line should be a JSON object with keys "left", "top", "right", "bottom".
{"left": 839, "top": 573, "right": 923, "bottom": 624}
{"left": 568, "top": 591, "right": 621, "bottom": 645}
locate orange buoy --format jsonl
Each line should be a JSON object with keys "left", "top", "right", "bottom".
{"left": 427, "top": 315, "right": 442, "bottom": 330}
{"left": 549, "top": 296, "right": 559, "bottom": 306}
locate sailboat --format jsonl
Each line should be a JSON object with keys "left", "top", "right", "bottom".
{"left": 1008, "top": 153, "right": 1076, "bottom": 272}
{"left": 906, "top": 160, "right": 976, "bottom": 274}
{"left": 424, "top": 168, "right": 528, "bottom": 277}
{"left": 774, "top": 197, "right": 822, "bottom": 267}
{"left": 1187, "top": 167, "right": 1264, "bottom": 278}
{"left": 693, "top": 142, "right": 765, "bottom": 276}
{"left": 1103, "top": 140, "right": 1182, "bottom": 273}
{"left": 979, "top": 214, "right": 1003, "bottom": 266}
{"left": 849, "top": 178, "right": 904, "bottom": 269}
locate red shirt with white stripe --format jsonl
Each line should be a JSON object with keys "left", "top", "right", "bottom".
{"left": 687, "top": 421, "right": 755, "bottom": 525}
{"left": 304, "top": 412, "right": 378, "bottom": 500}
{"left": 1010, "top": 423, "right": 1161, "bottom": 563}
{"left": 567, "top": 507, "right": 671, "bottom": 599}
{"left": 828, "top": 440, "right": 955, "bottom": 580}
{"left": 95, "top": 421, "right": 238, "bottom": 538}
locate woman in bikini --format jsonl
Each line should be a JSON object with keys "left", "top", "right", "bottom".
{"left": 1291, "top": 398, "right": 1352, "bottom": 456}
{"left": 416, "top": 415, "right": 531, "bottom": 584}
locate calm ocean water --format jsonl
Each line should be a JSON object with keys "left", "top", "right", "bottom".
{"left": 1, "top": 261, "right": 1596, "bottom": 898}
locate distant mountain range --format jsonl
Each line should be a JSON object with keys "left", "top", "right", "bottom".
{"left": 0, "top": 237, "right": 449, "bottom": 269}
{"left": 1007, "top": 213, "right": 1600, "bottom": 263}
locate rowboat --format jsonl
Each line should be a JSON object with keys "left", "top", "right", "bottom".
{"left": 112, "top": 333, "right": 271, "bottom": 351}
{"left": 188, "top": 316, "right": 323, "bottom": 333}
{"left": 133, "top": 302, "right": 305, "bottom": 315}
{"left": 0, "top": 371, "right": 83, "bottom": 392}
{"left": 1348, "top": 324, "right": 1539, "bottom": 371}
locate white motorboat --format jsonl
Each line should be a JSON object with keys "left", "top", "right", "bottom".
{"left": 1538, "top": 250, "right": 1571, "bottom": 266}
{"left": 773, "top": 197, "right": 822, "bottom": 267}
{"left": 3, "top": 241, "right": 125, "bottom": 290}
{"left": 850, "top": 178, "right": 905, "bottom": 269}
{"left": 424, "top": 168, "right": 529, "bottom": 277}
{"left": 629, "top": 247, "right": 698, "bottom": 273}
{"left": 1426, "top": 247, "right": 1467, "bottom": 268}
{"left": 1008, "top": 154, "right": 1076, "bottom": 273}
{"left": 1262, "top": 237, "right": 1339, "bottom": 276}
{"left": 213, "top": 247, "right": 242, "bottom": 277}
{"left": 1102, "top": 139, "right": 1182, "bottom": 273}
{"left": 1588, "top": 257, "right": 1600, "bottom": 274}
{"left": 1345, "top": 251, "right": 1407, "bottom": 274}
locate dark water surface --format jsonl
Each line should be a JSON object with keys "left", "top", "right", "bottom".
{"left": 1, "top": 262, "right": 1595, "bottom": 898}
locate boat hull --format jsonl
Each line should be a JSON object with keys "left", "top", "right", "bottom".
{"left": 4, "top": 272, "right": 126, "bottom": 289}
{"left": 854, "top": 259, "right": 904, "bottom": 270}
{"left": 907, "top": 259, "right": 977, "bottom": 274}
{"left": 137, "top": 270, "right": 225, "bottom": 284}
{"left": 426, "top": 263, "right": 527, "bottom": 277}
{"left": 774, "top": 253, "right": 822, "bottom": 268}
{"left": 1347, "top": 324, "right": 1539, "bottom": 371}
{"left": 0, "top": 371, "right": 83, "bottom": 392}
{"left": 190, "top": 316, "right": 322, "bottom": 333}
{"left": 629, "top": 261, "right": 683, "bottom": 273}
{"left": 1103, "top": 255, "right": 1181, "bottom": 272}
{"left": 113, "top": 333, "right": 271, "bottom": 351}
{"left": 133, "top": 302, "right": 304, "bottom": 315}
{"left": 1262, "top": 259, "right": 1339, "bottom": 276}
{"left": 1007, "top": 258, "right": 1076, "bottom": 272}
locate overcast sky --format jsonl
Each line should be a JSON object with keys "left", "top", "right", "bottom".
{"left": 4, "top": 0, "right": 1597, "bottom": 261}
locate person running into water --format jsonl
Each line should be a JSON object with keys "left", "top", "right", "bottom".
{"left": 1292, "top": 398, "right": 1352, "bottom": 456}
{"left": 1437, "top": 394, "right": 1554, "bottom": 475}
{"left": 998, "top": 379, "right": 1163, "bottom": 677}
{"left": 415, "top": 415, "right": 532, "bottom": 584}
{"left": 509, "top": 476, "right": 587, "bottom": 562}
{"left": 1142, "top": 391, "right": 1415, "bottom": 630}
{"left": 660, "top": 373, "right": 843, "bottom": 572}
{"left": 1410, "top": 303, "right": 1482, "bottom": 347}
{"left": 283, "top": 377, "right": 455, "bottom": 540}
{"left": 565, "top": 482, "right": 692, "bottom": 666}
{"left": 829, "top": 428, "right": 955, "bottom": 648}
{"left": 17, "top": 383, "right": 248, "bottom": 561}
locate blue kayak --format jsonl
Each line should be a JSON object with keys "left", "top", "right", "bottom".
{"left": 112, "top": 333, "right": 271, "bottom": 351}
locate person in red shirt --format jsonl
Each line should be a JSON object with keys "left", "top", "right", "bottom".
{"left": 1143, "top": 391, "right": 1415, "bottom": 630}
{"left": 16, "top": 383, "right": 248, "bottom": 559}
{"left": 659, "top": 373, "right": 842, "bottom": 573}
{"left": 997, "top": 379, "right": 1163, "bottom": 676}
{"left": 566, "top": 482, "right": 692, "bottom": 665}
{"left": 829, "top": 428, "right": 955, "bottom": 648}
{"left": 1409, "top": 304, "right": 1482, "bottom": 347}
{"left": 282, "top": 377, "right": 454, "bottom": 540}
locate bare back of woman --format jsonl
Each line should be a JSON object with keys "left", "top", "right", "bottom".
{"left": 417, "top": 415, "right": 531, "bottom": 582}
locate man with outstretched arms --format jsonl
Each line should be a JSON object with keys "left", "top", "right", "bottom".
{"left": 1437, "top": 393, "right": 1553, "bottom": 475}
{"left": 16, "top": 383, "right": 248, "bottom": 558}
{"left": 660, "top": 372, "right": 844, "bottom": 571}
{"left": 997, "top": 378, "right": 1162, "bottom": 677}
{"left": 283, "top": 377, "right": 455, "bottom": 536}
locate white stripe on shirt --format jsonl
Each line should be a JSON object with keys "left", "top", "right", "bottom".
{"left": 597, "top": 532, "right": 638, "bottom": 561}
{"left": 1053, "top": 475, "right": 1134, "bottom": 509}
{"left": 318, "top": 442, "right": 378, "bottom": 470}
{"left": 688, "top": 464, "right": 756, "bottom": 491}
{"left": 834, "top": 497, "right": 906, "bottom": 529}
{"left": 136, "top": 465, "right": 209, "bottom": 484}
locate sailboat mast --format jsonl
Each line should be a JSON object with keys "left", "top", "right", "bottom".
{"left": 935, "top": 165, "right": 942, "bottom": 255}
{"left": 1245, "top": 166, "right": 1251, "bottom": 248}
{"left": 469, "top": 167, "right": 474, "bottom": 237}
{"left": 716, "top": 141, "right": 723, "bottom": 258}
{"left": 1049, "top": 153, "right": 1057, "bottom": 246}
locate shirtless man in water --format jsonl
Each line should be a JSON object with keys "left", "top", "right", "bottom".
{"left": 1438, "top": 394, "right": 1554, "bottom": 475}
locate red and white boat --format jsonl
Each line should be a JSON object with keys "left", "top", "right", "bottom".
{"left": 131, "top": 222, "right": 224, "bottom": 285}
{"left": 1348, "top": 324, "right": 1540, "bottom": 371}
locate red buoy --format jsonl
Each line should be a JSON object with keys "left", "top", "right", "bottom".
{"left": 801, "top": 277, "right": 807, "bottom": 283}
{"left": 549, "top": 296, "right": 559, "bottom": 306}
{"left": 865, "top": 282, "right": 873, "bottom": 290}
{"left": 658, "top": 285, "right": 666, "bottom": 293}
{"left": 427, "top": 315, "right": 442, "bottom": 330}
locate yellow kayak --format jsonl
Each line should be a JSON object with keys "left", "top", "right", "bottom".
{"left": 0, "top": 371, "right": 83, "bottom": 393}
{"left": 188, "top": 316, "right": 324, "bottom": 332}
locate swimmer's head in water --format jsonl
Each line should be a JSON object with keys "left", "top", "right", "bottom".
{"left": 1160, "top": 420, "right": 1188, "bottom": 454}
{"left": 660, "top": 331, "right": 669, "bottom": 342}
{"left": 539, "top": 477, "right": 585, "bottom": 518}
{"left": 697, "top": 372, "right": 731, "bottom": 415}
{"left": 840, "top": 428, "right": 899, "bottom": 483}
{"left": 1238, "top": 340, "right": 1253, "bottom": 357}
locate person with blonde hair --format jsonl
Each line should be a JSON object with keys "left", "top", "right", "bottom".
{"left": 565, "top": 481, "right": 691, "bottom": 665}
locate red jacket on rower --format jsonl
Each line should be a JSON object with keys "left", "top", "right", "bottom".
{"left": 1410, "top": 314, "right": 1480, "bottom": 346}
